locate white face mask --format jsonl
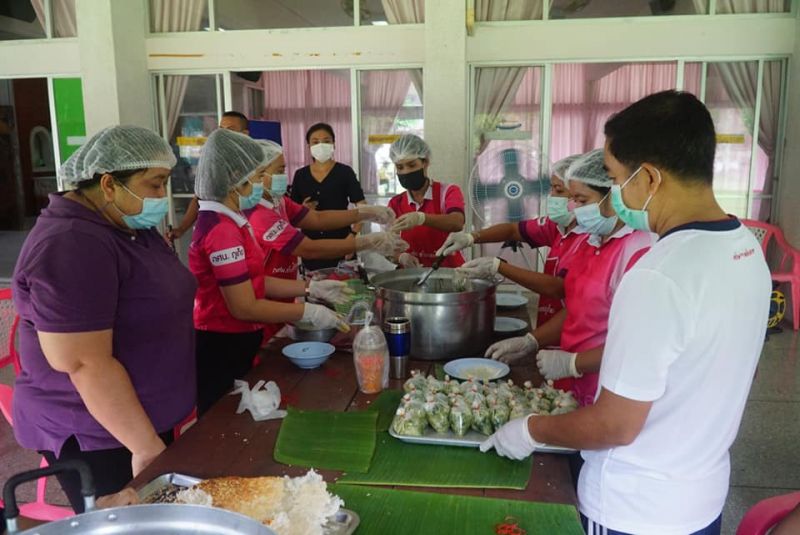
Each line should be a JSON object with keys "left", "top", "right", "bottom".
{"left": 310, "top": 143, "right": 334, "bottom": 163}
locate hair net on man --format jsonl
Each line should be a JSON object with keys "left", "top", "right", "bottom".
{"left": 195, "top": 129, "right": 267, "bottom": 201}
{"left": 389, "top": 134, "right": 431, "bottom": 163}
{"left": 565, "top": 149, "right": 612, "bottom": 187}
{"left": 256, "top": 139, "right": 283, "bottom": 166}
{"left": 551, "top": 154, "right": 582, "bottom": 182}
{"left": 59, "top": 125, "right": 176, "bottom": 185}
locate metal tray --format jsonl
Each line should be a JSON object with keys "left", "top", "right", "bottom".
{"left": 139, "top": 473, "right": 360, "bottom": 535}
{"left": 389, "top": 426, "right": 577, "bottom": 454}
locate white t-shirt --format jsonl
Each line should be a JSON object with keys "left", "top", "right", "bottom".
{"left": 578, "top": 219, "right": 771, "bottom": 535}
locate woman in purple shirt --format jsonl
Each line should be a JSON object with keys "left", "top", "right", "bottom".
{"left": 11, "top": 126, "right": 196, "bottom": 511}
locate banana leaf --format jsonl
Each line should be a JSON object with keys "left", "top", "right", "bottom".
{"left": 329, "top": 484, "right": 584, "bottom": 535}
{"left": 274, "top": 407, "right": 377, "bottom": 473}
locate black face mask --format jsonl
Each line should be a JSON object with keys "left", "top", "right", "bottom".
{"left": 398, "top": 168, "right": 427, "bottom": 191}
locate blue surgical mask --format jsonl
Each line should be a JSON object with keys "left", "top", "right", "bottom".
{"left": 574, "top": 194, "right": 618, "bottom": 236}
{"left": 546, "top": 195, "right": 574, "bottom": 227}
{"left": 115, "top": 182, "right": 169, "bottom": 230}
{"left": 269, "top": 174, "right": 288, "bottom": 197}
{"left": 238, "top": 181, "right": 263, "bottom": 211}
{"left": 610, "top": 166, "right": 660, "bottom": 232}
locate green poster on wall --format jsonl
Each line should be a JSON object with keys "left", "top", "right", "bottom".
{"left": 52, "top": 78, "right": 86, "bottom": 163}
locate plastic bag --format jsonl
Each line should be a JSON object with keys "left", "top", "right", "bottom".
{"left": 230, "top": 379, "right": 287, "bottom": 421}
{"left": 352, "top": 311, "right": 389, "bottom": 394}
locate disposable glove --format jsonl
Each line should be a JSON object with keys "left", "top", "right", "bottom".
{"left": 301, "top": 303, "right": 350, "bottom": 332}
{"left": 479, "top": 415, "right": 540, "bottom": 460}
{"left": 398, "top": 252, "right": 421, "bottom": 268}
{"left": 536, "top": 349, "right": 581, "bottom": 380}
{"left": 357, "top": 205, "right": 395, "bottom": 226}
{"left": 436, "top": 231, "right": 474, "bottom": 257}
{"left": 308, "top": 279, "right": 354, "bottom": 305}
{"left": 484, "top": 333, "right": 539, "bottom": 364}
{"left": 391, "top": 211, "right": 425, "bottom": 232}
{"left": 456, "top": 257, "right": 501, "bottom": 280}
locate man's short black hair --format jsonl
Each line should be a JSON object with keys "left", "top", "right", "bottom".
{"left": 306, "top": 122, "right": 335, "bottom": 144}
{"left": 222, "top": 110, "right": 248, "bottom": 128}
{"left": 604, "top": 90, "right": 716, "bottom": 185}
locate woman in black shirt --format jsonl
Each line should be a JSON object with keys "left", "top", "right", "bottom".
{"left": 290, "top": 122, "right": 367, "bottom": 271}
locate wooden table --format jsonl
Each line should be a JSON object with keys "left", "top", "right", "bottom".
{"left": 131, "top": 306, "right": 577, "bottom": 506}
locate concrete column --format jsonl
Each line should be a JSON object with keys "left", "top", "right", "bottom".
{"left": 76, "top": 0, "right": 151, "bottom": 134}
{"left": 423, "top": 0, "right": 469, "bottom": 192}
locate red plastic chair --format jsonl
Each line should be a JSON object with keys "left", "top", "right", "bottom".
{"left": 742, "top": 219, "right": 800, "bottom": 330}
{"left": 0, "top": 288, "right": 21, "bottom": 373}
{"left": 737, "top": 491, "right": 800, "bottom": 535}
{"left": 0, "top": 288, "right": 73, "bottom": 520}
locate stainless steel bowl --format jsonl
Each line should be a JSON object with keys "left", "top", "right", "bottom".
{"left": 287, "top": 323, "right": 338, "bottom": 342}
{"left": 371, "top": 268, "right": 497, "bottom": 361}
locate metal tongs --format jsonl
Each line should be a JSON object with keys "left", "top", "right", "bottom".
{"left": 415, "top": 253, "right": 447, "bottom": 287}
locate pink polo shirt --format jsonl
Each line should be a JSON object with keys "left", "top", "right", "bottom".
{"left": 517, "top": 217, "right": 588, "bottom": 326}
{"left": 189, "top": 201, "right": 265, "bottom": 334}
{"left": 246, "top": 197, "right": 310, "bottom": 342}
{"left": 560, "top": 227, "right": 655, "bottom": 406}
{"left": 388, "top": 180, "right": 466, "bottom": 268}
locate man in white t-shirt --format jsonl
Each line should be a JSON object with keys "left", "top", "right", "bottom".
{"left": 481, "top": 90, "right": 771, "bottom": 535}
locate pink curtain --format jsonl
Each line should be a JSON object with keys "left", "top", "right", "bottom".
{"left": 360, "top": 70, "right": 413, "bottom": 194}
{"left": 261, "top": 70, "right": 353, "bottom": 181}
{"left": 30, "top": 0, "right": 77, "bottom": 37}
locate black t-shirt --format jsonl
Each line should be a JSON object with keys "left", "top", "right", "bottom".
{"left": 290, "top": 162, "right": 365, "bottom": 271}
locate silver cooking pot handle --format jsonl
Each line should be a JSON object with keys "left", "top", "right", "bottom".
{"left": 3, "top": 459, "right": 97, "bottom": 533}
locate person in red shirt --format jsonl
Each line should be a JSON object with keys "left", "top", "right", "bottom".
{"left": 189, "top": 129, "right": 351, "bottom": 414}
{"left": 246, "top": 140, "right": 405, "bottom": 342}
{"left": 387, "top": 134, "right": 466, "bottom": 268}
{"left": 436, "top": 153, "right": 587, "bottom": 332}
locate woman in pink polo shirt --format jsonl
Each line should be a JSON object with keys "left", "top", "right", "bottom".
{"left": 246, "top": 141, "right": 405, "bottom": 342}
{"left": 436, "top": 153, "right": 587, "bottom": 333}
{"left": 387, "top": 134, "right": 466, "bottom": 268}
{"left": 190, "top": 130, "right": 351, "bottom": 414}
{"left": 475, "top": 149, "right": 655, "bottom": 406}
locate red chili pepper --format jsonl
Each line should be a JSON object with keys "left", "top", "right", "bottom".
{"left": 495, "top": 516, "right": 526, "bottom": 535}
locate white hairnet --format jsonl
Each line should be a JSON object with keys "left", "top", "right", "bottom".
{"left": 565, "top": 149, "right": 612, "bottom": 188}
{"left": 195, "top": 129, "right": 266, "bottom": 201}
{"left": 551, "top": 154, "right": 582, "bottom": 181}
{"left": 59, "top": 125, "right": 176, "bottom": 185}
{"left": 257, "top": 139, "right": 283, "bottom": 165}
{"left": 389, "top": 134, "right": 431, "bottom": 163}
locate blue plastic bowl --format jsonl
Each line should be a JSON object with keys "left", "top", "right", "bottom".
{"left": 282, "top": 342, "right": 336, "bottom": 369}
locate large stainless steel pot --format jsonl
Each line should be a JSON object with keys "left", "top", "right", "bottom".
{"left": 371, "top": 268, "right": 496, "bottom": 361}
{"left": 3, "top": 461, "right": 274, "bottom": 535}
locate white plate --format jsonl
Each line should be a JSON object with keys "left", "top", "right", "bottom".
{"left": 443, "top": 358, "right": 510, "bottom": 382}
{"left": 496, "top": 293, "right": 529, "bottom": 309}
{"left": 389, "top": 426, "right": 576, "bottom": 455}
{"left": 494, "top": 317, "right": 528, "bottom": 333}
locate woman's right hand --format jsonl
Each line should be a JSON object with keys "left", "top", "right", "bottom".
{"left": 302, "top": 303, "right": 350, "bottom": 332}
{"left": 131, "top": 439, "right": 166, "bottom": 477}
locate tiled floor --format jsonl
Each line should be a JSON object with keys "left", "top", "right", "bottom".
{"left": 0, "top": 236, "right": 798, "bottom": 532}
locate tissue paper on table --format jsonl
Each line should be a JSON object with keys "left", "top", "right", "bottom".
{"left": 230, "top": 379, "right": 287, "bottom": 421}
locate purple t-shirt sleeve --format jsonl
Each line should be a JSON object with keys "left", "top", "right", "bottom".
{"left": 28, "top": 232, "right": 118, "bottom": 333}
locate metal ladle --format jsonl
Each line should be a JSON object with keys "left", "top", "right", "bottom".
{"left": 415, "top": 253, "right": 447, "bottom": 287}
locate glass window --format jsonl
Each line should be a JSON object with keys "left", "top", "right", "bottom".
{"left": 362, "top": 0, "right": 424, "bottom": 25}
{"left": 149, "top": 0, "right": 209, "bottom": 32}
{"left": 683, "top": 62, "right": 703, "bottom": 97}
{"left": 471, "top": 66, "right": 543, "bottom": 261}
{"left": 705, "top": 61, "right": 757, "bottom": 218}
{"left": 0, "top": 1, "right": 46, "bottom": 40}
{"left": 716, "top": 1, "right": 790, "bottom": 14}
{"left": 52, "top": 0, "right": 77, "bottom": 37}
{"left": 550, "top": 61, "right": 678, "bottom": 160}
{"left": 550, "top": 0, "right": 707, "bottom": 18}
{"left": 359, "top": 69, "right": 423, "bottom": 196}
{"left": 260, "top": 69, "right": 353, "bottom": 180}
{"left": 215, "top": 0, "right": 353, "bottom": 30}
{"left": 159, "top": 74, "right": 221, "bottom": 195}
{"left": 475, "top": 0, "right": 545, "bottom": 21}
